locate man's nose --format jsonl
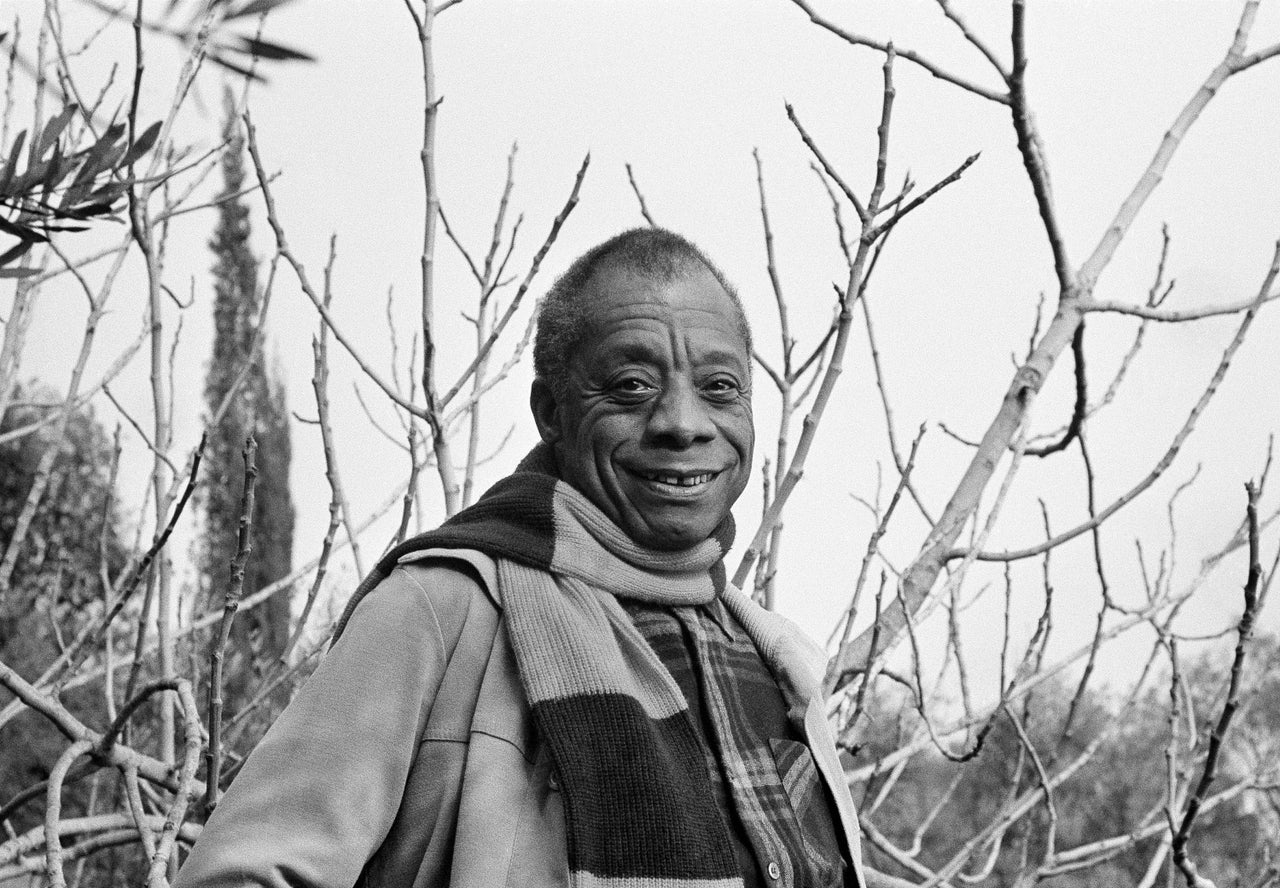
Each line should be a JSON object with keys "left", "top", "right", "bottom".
{"left": 646, "top": 380, "right": 716, "bottom": 448}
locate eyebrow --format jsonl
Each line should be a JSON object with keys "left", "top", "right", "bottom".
{"left": 599, "top": 338, "right": 747, "bottom": 372}
{"left": 697, "top": 346, "right": 749, "bottom": 368}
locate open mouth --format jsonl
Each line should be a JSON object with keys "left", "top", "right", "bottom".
{"left": 630, "top": 469, "right": 720, "bottom": 494}
{"left": 644, "top": 471, "right": 716, "bottom": 487}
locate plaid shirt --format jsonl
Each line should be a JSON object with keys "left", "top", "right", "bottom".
{"left": 623, "top": 599, "right": 849, "bottom": 888}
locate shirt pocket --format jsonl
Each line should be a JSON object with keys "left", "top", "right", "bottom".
{"left": 769, "top": 737, "right": 846, "bottom": 879}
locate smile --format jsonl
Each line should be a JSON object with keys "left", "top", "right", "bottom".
{"left": 627, "top": 468, "right": 722, "bottom": 495}
{"left": 643, "top": 471, "right": 716, "bottom": 487}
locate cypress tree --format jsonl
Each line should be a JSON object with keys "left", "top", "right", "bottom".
{"left": 200, "top": 88, "right": 294, "bottom": 715}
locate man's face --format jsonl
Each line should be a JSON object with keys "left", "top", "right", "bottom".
{"left": 532, "top": 263, "right": 754, "bottom": 550}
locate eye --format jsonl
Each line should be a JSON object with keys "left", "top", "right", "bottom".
{"left": 702, "top": 376, "right": 742, "bottom": 402}
{"left": 609, "top": 375, "right": 657, "bottom": 401}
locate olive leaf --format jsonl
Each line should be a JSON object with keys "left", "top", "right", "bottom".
{"left": 0, "top": 105, "right": 165, "bottom": 270}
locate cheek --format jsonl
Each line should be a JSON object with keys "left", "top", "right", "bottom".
{"left": 585, "top": 409, "right": 638, "bottom": 442}
{"left": 725, "top": 406, "right": 755, "bottom": 456}
{"left": 575, "top": 414, "right": 633, "bottom": 474}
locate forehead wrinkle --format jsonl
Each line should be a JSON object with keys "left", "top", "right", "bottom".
{"left": 584, "top": 330, "right": 747, "bottom": 382}
{"left": 586, "top": 314, "right": 672, "bottom": 354}
{"left": 594, "top": 306, "right": 746, "bottom": 367}
{"left": 667, "top": 312, "right": 684, "bottom": 365}
{"left": 585, "top": 295, "right": 672, "bottom": 332}
{"left": 577, "top": 267, "right": 749, "bottom": 373}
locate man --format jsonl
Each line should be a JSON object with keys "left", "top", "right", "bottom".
{"left": 176, "top": 228, "right": 868, "bottom": 887}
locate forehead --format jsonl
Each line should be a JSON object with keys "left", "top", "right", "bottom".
{"left": 577, "top": 264, "right": 748, "bottom": 358}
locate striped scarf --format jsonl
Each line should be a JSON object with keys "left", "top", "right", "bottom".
{"left": 336, "top": 447, "right": 825, "bottom": 888}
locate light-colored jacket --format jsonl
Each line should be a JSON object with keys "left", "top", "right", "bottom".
{"left": 175, "top": 549, "right": 867, "bottom": 888}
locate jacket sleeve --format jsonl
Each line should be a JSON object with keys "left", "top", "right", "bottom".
{"left": 174, "top": 564, "right": 473, "bottom": 888}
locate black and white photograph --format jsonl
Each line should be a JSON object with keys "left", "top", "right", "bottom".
{"left": 2, "top": 1, "right": 1279, "bottom": 885}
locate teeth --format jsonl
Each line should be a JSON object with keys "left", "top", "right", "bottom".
{"left": 646, "top": 472, "right": 713, "bottom": 487}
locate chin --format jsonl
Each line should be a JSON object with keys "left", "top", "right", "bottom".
{"left": 640, "top": 518, "right": 719, "bottom": 551}
{"left": 648, "top": 535, "right": 696, "bottom": 551}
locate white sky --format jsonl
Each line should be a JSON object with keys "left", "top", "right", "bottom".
{"left": 13, "top": 0, "right": 1280, "bottom": 696}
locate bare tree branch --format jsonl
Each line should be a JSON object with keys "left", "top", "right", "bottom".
{"left": 203, "top": 436, "right": 257, "bottom": 816}
{"left": 955, "top": 244, "right": 1278, "bottom": 563}
{"left": 786, "top": 101, "right": 867, "bottom": 223}
{"left": 738, "top": 52, "right": 979, "bottom": 591}
{"left": 625, "top": 161, "right": 657, "bottom": 227}
{"left": 1171, "top": 481, "right": 1264, "bottom": 887}
{"left": 934, "top": 0, "right": 1009, "bottom": 79}
{"left": 1082, "top": 289, "right": 1280, "bottom": 321}
{"left": 1077, "top": 0, "right": 1269, "bottom": 289}
{"left": 439, "top": 153, "right": 590, "bottom": 410}
{"left": 243, "top": 113, "right": 431, "bottom": 423}
{"left": 784, "top": 0, "right": 1009, "bottom": 104}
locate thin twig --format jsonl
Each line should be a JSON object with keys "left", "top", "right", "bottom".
{"left": 1025, "top": 321, "right": 1085, "bottom": 457}
{"left": 2, "top": 437, "right": 206, "bottom": 712}
{"left": 1082, "top": 289, "right": 1280, "bottom": 321}
{"left": 394, "top": 419, "right": 422, "bottom": 547}
{"left": 407, "top": 0, "right": 463, "bottom": 514}
{"left": 1003, "top": 702, "right": 1058, "bottom": 871}
{"left": 203, "top": 436, "right": 257, "bottom": 815}
{"left": 55, "top": 470, "right": 426, "bottom": 702}
{"left": 754, "top": 147, "right": 793, "bottom": 608}
{"left": 278, "top": 297, "right": 352, "bottom": 665}
{"left": 859, "top": 290, "right": 936, "bottom": 525}
{"left": 866, "top": 151, "right": 979, "bottom": 240}
{"left": 738, "top": 50, "right": 967, "bottom": 591}
{"left": 1008, "top": 0, "right": 1072, "bottom": 293}
{"left": 439, "top": 154, "right": 590, "bottom": 410}
{"left": 849, "top": 573, "right": 886, "bottom": 730}
{"left": 898, "top": 581, "right": 987, "bottom": 763}
{"left": 316, "top": 235, "right": 363, "bottom": 577}
{"left": 208, "top": 251, "right": 280, "bottom": 428}
{"left": 785, "top": 0, "right": 1009, "bottom": 104}
{"left": 958, "top": 244, "right": 1280, "bottom": 563}
{"left": 786, "top": 102, "right": 867, "bottom": 223}
{"left": 834, "top": 425, "right": 925, "bottom": 677}
{"left": 810, "top": 162, "right": 853, "bottom": 264}
{"left": 243, "top": 112, "right": 431, "bottom": 422}
{"left": 1171, "top": 481, "right": 1263, "bottom": 887}
{"left": 461, "top": 147, "right": 518, "bottom": 507}
{"left": 437, "top": 205, "right": 483, "bottom": 285}
{"left": 934, "top": 0, "right": 1009, "bottom": 79}
{"left": 625, "top": 161, "right": 657, "bottom": 227}
{"left": 234, "top": 637, "right": 325, "bottom": 738}
{"left": 147, "top": 680, "right": 202, "bottom": 887}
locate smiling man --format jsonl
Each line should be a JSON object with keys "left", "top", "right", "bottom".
{"left": 176, "top": 229, "right": 867, "bottom": 888}
{"left": 530, "top": 246, "right": 755, "bottom": 552}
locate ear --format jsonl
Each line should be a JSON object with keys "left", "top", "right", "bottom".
{"left": 530, "top": 378, "right": 563, "bottom": 444}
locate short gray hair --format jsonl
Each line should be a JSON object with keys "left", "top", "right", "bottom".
{"left": 533, "top": 228, "right": 751, "bottom": 396}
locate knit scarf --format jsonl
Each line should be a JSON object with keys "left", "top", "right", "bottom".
{"left": 335, "top": 446, "right": 824, "bottom": 888}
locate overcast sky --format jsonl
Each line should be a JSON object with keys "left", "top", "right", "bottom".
{"left": 16, "top": 0, "right": 1280, "bottom": 690}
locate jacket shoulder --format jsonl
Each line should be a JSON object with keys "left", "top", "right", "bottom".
{"left": 395, "top": 547, "right": 501, "bottom": 608}
{"left": 346, "top": 549, "right": 502, "bottom": 672}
